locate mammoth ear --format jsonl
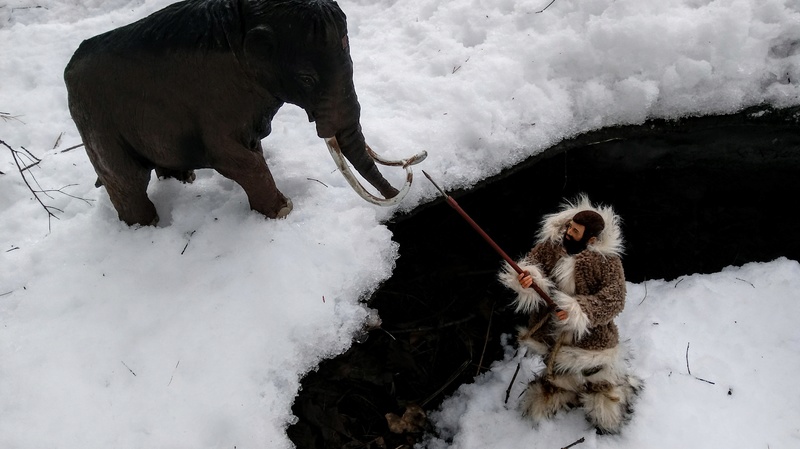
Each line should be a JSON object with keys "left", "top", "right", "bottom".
{"left": 244, "top": 25, "right": 276, "bottom": 62}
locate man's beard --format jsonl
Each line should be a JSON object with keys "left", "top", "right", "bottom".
{"left": 562, "top": 233, "right": 589, "bottom": 255}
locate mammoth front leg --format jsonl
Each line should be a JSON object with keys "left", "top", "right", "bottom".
{"left": 213, "top": 144, "right": 292, "bottom": 219}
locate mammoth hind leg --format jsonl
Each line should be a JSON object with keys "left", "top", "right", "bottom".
{"left": 84, "top": 138, "right": 158, "bottom": 226}
{"left": 213, "top": 144, "right": 292, "bottom": 219}
{"left": 155, "top": 167, "right": 196, "bottom": 183}
{"left": 106, "top": 171, "right": 159, "bottom": 226}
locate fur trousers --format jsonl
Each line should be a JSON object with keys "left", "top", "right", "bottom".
{"left": 520, "top": 363, "right": 643, "bottom": 434}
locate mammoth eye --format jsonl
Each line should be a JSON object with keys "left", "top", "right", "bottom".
{"left": 297, "top": 75, "right": 317, "bottom": 89}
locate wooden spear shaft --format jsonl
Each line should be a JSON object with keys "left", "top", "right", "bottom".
{"left": 422, "top": 171, "right": 556, "bottom": 308}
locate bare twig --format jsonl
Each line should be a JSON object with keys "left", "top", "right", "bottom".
{"left": 0, "top": 112, "right": 25, "bottom": 124}
{"left": 306, "top": 177, "right": 328, "bottom": 188}
{"left": 39, "top": 185, "right": 93, "bottom": 206}
{"left": 735, "top": 277, "right": 755, "bottom": 288}
{"left": 674, "top": 278, "right": 684, "bottom": 288}
{"left": 586, "top": 137, "right": 624, "bottom": 146}
{"left": 168, "top": 360, "right": 180, "bottom": 386}
{"left": 4, "top": 140, "right": 59, "bottom": 229}
{"left": 686, "top": 342, "right": 691, "bottom": 375}
{"left": 2, "top": 139, "right": 94, "bottom": 231}
{"left": 17, "top": 146, "right": 42, "bottom": 172}
{"left": 121, "top": 361, "right": 137, "bottom": 377}
{"left": 561, "top": 437, "right": 586, "bottom": 449}
{"left": 420, "top": 359, "right": 471, "bottom": 408}
{"left": 504, "top": 348, "right": 528, "bottom": 404}
{"left": 60, "top": 143, "right": 84, "bottom": 153}
{"left": 52, "top": 132, "right": 64, "bottom": 150}
{"left": 536, "top": 0, "right": 557, "bottom": 14}
{"left": 181, "top": 230, "right": 197, "bottom": 255}
{"left": 638, "top": 279, "right": 649, "bottom": 305}
{"left": 379, "top": 328, "right": 397, "bottom": 341}
{"left": 504, "top": 360, "right": 522, "bottom": 404}
{"left": 685, "top": 342, "right": 716, "bottom": 384}
{"left": 10, "top": 5, "right": 47, "bottom": 12}
{"left": 385, "top": 314, "right": 475, "bottom": 334}
{"left": 695, "top": 377, "right": 715, "bottom": 385}
{"left": 476, "top": 301, "right": 495, "bottom": 376}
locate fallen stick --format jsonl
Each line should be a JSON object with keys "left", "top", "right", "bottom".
{"left": 561, "top": 437, "right": 585, "bottom": 449}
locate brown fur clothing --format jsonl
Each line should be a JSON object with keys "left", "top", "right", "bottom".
{"left": 499, "top": 195, "right": 640, "bottom": 433}
{"left": 499, "top": 194, "right": 626, "bottom": 359}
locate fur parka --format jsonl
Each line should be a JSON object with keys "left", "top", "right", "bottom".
{"left": 499, "top": 195, "right": 626, "bottom": 369}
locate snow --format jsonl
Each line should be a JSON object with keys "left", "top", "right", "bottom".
{"left": 1, "top": 0, "right": 798, "bottom": 448}
{"left": 423, "top": 259, "right": 800, "bottom": 448}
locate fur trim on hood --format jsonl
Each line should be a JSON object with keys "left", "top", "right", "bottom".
{"left": 536, "top": 194, "right": 624, "bottom": 258}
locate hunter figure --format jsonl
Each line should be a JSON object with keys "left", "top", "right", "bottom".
{"left": 499, "top": 195, "right": 642, "bottom": 434}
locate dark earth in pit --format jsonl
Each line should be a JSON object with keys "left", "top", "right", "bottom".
{"left": 288, "top": 106, "right": 800, "bottom": 449}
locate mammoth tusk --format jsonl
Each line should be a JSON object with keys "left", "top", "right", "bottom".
{"left": 365, "top": 144, "right": 427, "bottom": 168}
{"left": 324, "top": 137, "right": 426, "bottom": 206}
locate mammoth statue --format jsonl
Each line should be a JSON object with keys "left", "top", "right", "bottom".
{"left": 64, "top": 0, "right": 425, "bottom": 226}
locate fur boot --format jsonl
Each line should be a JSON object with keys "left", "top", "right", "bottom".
{"left": 581, "top": 374, "right": 643, "bottom": 434}
{"left": 520, "top": 374, "right": 579, "bottom": 421}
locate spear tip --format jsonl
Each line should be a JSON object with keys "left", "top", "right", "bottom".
{"left": 422, "top": 170, "right": 448, "bottom": 197}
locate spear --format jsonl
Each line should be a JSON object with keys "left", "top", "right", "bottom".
{"left": 422, "top": 170, "right": 555, "bottom": 308}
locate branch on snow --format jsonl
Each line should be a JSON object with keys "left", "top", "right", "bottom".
{"left": 686, "top": 341, "right": 717, "bottom": 385}
{"left": 0, "top": 111, "right": 25, "bottom": 124}
{"left": 1, "top": 139, "right": 94, "bottom": 231}
{"left": 535, "top": 0, "right": 557, "bottom": 14}
{"left": 561, "top": 437, "right": 586, "bottom": 449}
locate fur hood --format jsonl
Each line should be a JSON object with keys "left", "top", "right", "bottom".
{"left": 536, "top": 194, "right": 624, "bottom": 258}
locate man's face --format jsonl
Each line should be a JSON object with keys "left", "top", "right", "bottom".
{"left": 562, "top": 220, "right": 589, "bottom": 255}
{"left": 564, "top": 221, "right": 586, "bottom": 242}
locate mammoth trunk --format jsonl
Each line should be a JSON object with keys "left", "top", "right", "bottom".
{"left": 335, "top": 126, "right": 399, "bottom": 199}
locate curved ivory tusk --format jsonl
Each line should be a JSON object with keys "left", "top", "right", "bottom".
{"left": 366, "top": 144, "right": 428, "bottom": 168}
{"left": 324, "top": 137, "right": 425, "bottom": 206}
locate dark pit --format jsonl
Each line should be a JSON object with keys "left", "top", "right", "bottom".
{"left": 287, "top": 105, "right": 800, "bottom": 449}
